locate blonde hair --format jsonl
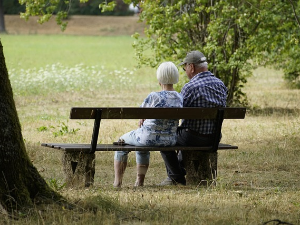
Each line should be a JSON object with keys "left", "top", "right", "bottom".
{"left": 156, "top": 62, "right": 179, "bottom": 84}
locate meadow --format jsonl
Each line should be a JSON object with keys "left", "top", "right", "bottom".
{"left": 1, "top": 34, "right": 300, "bottom": 225}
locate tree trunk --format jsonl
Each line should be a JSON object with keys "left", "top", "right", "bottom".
{"left": 0, "top": 0, "right": 6, "bottom": 33}
{"left": 0, "top": 40, "right": 61, "bottom": 213}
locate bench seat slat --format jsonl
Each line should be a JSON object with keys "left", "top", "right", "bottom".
{"left": 41, "top": 143, "right": 238, "bottom": 152}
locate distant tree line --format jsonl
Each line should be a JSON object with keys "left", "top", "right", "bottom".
{"left": 3, "top": 0, "right": 134, "bottom": 16}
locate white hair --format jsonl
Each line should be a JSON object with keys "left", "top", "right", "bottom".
{"left": 156, "top": 62, "right": 179, "bottom": 84}
{"left": 194, "top": 61, "right": 208, "bottom": 69}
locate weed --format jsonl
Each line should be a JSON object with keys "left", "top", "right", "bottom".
{"left": 48, "top": 178, "right": 66, "bottom": 191}
{"left": 37, "top": 126, "right": 48, "bottom": 132}
{"left": 52, "top": 122, "right": 80, "bottom": 137}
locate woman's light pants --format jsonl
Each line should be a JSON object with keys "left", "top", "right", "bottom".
{"left": 114, "top": 130, "right": 150, "bottom": 164}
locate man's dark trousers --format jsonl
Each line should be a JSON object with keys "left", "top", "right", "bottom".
{"left": 160, "top": 129, "right": 214, "bottom": 184}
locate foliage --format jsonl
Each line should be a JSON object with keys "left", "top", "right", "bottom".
{"left": 68, "top": 0, "right": 134, "bottom": 16}
{"left": 243, "top": 0, "right": 300, "bottom": 88}
{"left": 16, "top": 0, "right": 133, "bottom": 30}
{"left": 5, "top": 0, "right": 133, "bottom": 16}
{"left": 3, "top": 0, "right": 25, "bottom": 14}
{"left": 19, "top": 0, "right": 73, "bottom": 30}
{"left": 131, "top": 0, "right": 300, "bottom": 105}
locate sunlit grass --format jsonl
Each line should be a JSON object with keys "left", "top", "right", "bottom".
{"left": 245, "top": 67, "right": 300, "bottom": 109}
{"left": 1, "top": 35, "right": 140, "bottom": 69}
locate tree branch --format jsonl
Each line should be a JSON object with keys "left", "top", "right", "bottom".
{"left": 288, "top": 0, "right": 300, "bottom": 30}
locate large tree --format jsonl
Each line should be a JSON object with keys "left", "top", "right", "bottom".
{"left": 0, "top": 41, "right": 63, "bottom": 213}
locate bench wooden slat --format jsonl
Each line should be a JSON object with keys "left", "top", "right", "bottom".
{"left": 70, "top": 107, "right": 246, "bottom": 120}
{"left": 41, "top": 143, "right": 238, "bottom": 152}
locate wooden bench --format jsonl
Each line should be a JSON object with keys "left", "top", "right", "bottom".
{"left": 42, "top": 107, "right": 246, "bottom": 187}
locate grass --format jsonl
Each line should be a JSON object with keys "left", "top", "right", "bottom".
{"left": 2, "top": 35, "right": 140, "bottom": 69}
{"left": 1, "top": 34, "right": 300, "bottom": 225}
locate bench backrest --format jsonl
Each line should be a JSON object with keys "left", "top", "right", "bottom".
{"left": 70, "top": 107, "right": 246, "bottom": 120}
{"left": 70, "top": 107, "right": 246, "bottom": 154}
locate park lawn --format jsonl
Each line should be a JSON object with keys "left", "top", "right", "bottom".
{"left": 1, "top": 34, "right": 300, "bottom": 225}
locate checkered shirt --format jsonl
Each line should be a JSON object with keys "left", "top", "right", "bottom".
{"left": 181, "top": 71, "right": 228, "bottom": 134}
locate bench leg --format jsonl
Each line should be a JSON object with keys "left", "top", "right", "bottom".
{"left": 62, "top": 151, "right": 95, "bottom": 188}
{"left": 182, "top": 151, "right": 217, "bottom": 186}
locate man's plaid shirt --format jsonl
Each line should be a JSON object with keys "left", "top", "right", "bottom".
{"left": 181, "top": 71, "right": 228, "bottom": 134}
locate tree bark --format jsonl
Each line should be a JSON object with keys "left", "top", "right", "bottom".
{"left": 0, "top": 0, "right": 6, "bottom": 33}
{"left": 0, "top": 40, "right": 61, "bottom": 212}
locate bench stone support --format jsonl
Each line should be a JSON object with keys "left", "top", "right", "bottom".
{"left": 62, "top": 152, "right": 95, "bottom": 188}
{"left": 182, "top": 151, "right": 217, "bottom": 186}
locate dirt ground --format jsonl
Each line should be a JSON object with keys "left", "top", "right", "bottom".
{"left": 4, "top": 15, "right": 146, "bottom": 36}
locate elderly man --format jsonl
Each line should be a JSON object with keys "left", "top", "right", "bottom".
{"left": 159, "top": 50, "right": 228, "bottom": 186}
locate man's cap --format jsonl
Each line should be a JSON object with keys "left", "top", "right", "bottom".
{"left": 179, "top": 51, "right": 207, "bottom": 66}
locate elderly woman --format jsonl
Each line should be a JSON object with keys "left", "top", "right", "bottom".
{"left": 113, "top": 61, "right": 183, "bottom": 188}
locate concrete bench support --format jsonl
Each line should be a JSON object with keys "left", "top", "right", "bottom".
{"left": 62, "top": 151, "right": 95, "bottom": 187}
{"left": 182, "top": 151, "right": 218, "bottom": 186}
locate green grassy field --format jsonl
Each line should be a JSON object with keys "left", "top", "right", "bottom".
{"left": 1, "top": 34, "right": 300, "bottom": 225}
